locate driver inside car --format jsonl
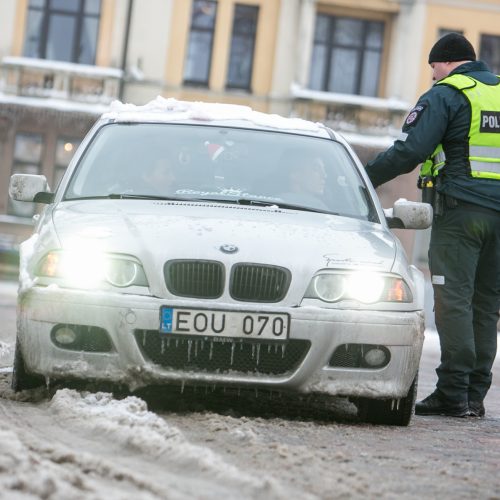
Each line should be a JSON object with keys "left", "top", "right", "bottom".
{"left": 278, "top": 149, "right": 329, "bottom": 209}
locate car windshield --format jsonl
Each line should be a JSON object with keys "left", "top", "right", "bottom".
{"left": 64, "top": 123, "right": 377, "bottom": 221}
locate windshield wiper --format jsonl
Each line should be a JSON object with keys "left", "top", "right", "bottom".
{"left": 107, "top": 193, "right": 192, "bottom": 201}
{"left": 269, "top": 202, "right": 338, "bottom": 214}
{"left": 191, "top": 196, "right": 339, "bottom": 214}
{"left": 65, "top": 194, "right": 338, "bottom": 214}
{"left": 66, "top": 193, "right": 213, "bottom": 202}
{"left": 232, "top": 197, "right": 339, "bottom": 214}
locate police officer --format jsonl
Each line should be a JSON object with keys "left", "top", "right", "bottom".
{"left": 365, "top": 33, "right": 500, "bottom": 417}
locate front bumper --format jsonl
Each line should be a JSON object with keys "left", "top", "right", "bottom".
{"left": 17, "top": 287, "right": 424, "bottom": 398}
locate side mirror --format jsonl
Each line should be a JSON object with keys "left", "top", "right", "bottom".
{"left": 9, "top": 174, "right": 54, "bottom": 204}
{"left": 383, "top": 198, "right": 433, "bottom": 229}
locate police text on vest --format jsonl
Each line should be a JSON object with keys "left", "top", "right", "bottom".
{"left": 480, "top": 111, "right": 500, "bottom": 132}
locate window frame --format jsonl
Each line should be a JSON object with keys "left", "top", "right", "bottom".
{"left": 226, "top": 3, "right": 260, "bottom": 91}
{"left": 480, "top": 33, "right": 500, "bottom": 75}
{"left": 438, "top": 28, "right": 464, "bottom": 38}
{"left": 23, "top": 0, "right": 101, "bottom": 64}
{"left": 309, "top": 13, "right": 385, "bottom": 97}
{"left": 183, "top": 0, "right": 218, "bottom": 87}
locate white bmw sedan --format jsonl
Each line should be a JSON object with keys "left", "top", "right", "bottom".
{"left": 9, "top": 97, "right": 432, "bottom": 425}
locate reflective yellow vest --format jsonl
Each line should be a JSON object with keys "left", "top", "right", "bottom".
{"left": 420, "top": 73, "right": 500, "bottom": 181}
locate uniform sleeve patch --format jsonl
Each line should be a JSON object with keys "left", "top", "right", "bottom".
{"left": 404, "top": 104, "right": 427, "bottom": 127}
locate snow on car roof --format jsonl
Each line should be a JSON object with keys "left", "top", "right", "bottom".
{"left": 102, "top": 96, "right": 329, "bottom": 136}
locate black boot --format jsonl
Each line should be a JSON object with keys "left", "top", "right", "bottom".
{"left": 468, "top": 400, "right": 485, "bottom": 417}
{"left": 415, "top": 392, "right": 469, "bottom": 417}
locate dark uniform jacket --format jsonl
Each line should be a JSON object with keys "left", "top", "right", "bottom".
{"left": 365, "top": 61, "right": 500, "bottom": 212}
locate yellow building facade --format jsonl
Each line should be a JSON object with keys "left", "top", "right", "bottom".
{"left": 2, "top": 0, "right": 500, "bottom": 276}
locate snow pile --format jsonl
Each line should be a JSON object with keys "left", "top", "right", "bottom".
{"left": 104, "top": 95, "right": 323, "bottom": 133}
{"left": 0, "top": 429, "right": 106, "bottom": 500}
{"left": 50, "top": 390, "right": 183, "bottom": 457}
{"left": 0, "top": 341, "right": 12, "bottom": 359}
{"left": 0, "top": 342, "right": 13, "bottom": 371}
{"left": 0, "top": 430, "right": 26, "bottom": 470}
{"left": 49, "top": 389, "right": 285, "bottom": 497}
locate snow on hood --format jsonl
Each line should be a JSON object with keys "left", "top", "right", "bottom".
{"left": 103, "top": 96, "right": 323, "bottom": 134}
{"left": 51, "top": 200, "right": 395, "bottom": 271}
{"left": 54, "top": 201, "right": 395, "bottom": 264}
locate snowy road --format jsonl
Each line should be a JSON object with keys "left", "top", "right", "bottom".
{"left": 1, "top": 280, "right": 499, "bottom": 499}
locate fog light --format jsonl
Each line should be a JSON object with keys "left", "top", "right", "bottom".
{"left": 53, "top": 326, "right": 77, "bottom": 345}
{"left": 364, "top": 347, "right": 388, "bottom": 367}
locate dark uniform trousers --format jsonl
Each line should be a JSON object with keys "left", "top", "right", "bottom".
{"left": 429, "top": 201, "right": 500, "bottom": 404}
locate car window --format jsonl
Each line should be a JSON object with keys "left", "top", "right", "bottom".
{"left": 64, "top": 123, "right": 376, "bottom": 221}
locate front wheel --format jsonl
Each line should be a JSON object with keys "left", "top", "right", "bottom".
{"left": 11, "top": 339, "right": 45, "bottom": 392}
{"left": 355, "top": 373, "right": 418, "bottom": 426}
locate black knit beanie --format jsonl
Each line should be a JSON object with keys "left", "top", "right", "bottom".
{"left": 428, "top": 33, "right": 476, "bottom": 64}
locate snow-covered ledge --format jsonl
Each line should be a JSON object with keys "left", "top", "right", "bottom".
{"left": 2, "top": 56, "right": 123, "bottom": 79}
{"left": 290, "top": 83, "right": 410, "bottom": 112}
{"left": 290, "top": 83, "right": 410, "bottom": 142}
{"left": 1, "top": 56, "right": 123, "bottom": 105}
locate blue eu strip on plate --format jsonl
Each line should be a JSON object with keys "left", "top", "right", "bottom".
{"left": 160, "top": 307, "right": 173, "bottom": 333}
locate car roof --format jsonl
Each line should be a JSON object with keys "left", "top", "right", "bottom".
{"left": 100, "top": 97, "right": 335, "bottom": 140}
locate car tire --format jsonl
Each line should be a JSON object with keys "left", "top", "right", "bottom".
{"left": 355, "top": 373, "right": 418, "bottom": 426}
{"left": 11, "top": 339, "right": 45, "bottom": 392}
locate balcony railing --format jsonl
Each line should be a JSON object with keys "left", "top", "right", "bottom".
{"left": 0, "top": 56, "right": 123, "bottom": 105}
{"left": 290, "top": 83, "right": 410, "bottom": 141}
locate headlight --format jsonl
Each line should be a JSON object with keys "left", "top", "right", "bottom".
{"left": 105, "top": 259, "right": 142, "bottom": 287}
{"left": 36, "top": 250, "right": 148, "bottom": 289}
{"left": 313, "top": 274, "right": 345, "bottom": 302}
{"left": 306, "top": 271, "right": 412, "bottom": 304}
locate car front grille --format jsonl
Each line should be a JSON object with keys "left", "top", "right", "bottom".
{"left": 164, "top": 260, "right": 291, "bottom": 302}
{"left": 164, "top": 260, "right": 224, "bottom": 298}
{"left": 230, "top": 264, "right": 290, "bottom": 302}
{"left": 134, "top": 330, "right": 310, "bottom": 376}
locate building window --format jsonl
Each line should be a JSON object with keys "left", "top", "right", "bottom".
{"left": 183, "top": 0, "right": 218, "bottom": 87}
{"left": 8, "top": 133, "right": 43, "bottom": 218}
{"left": 53, "top": 137, "right": 81, "bottom": 189}
{"left": 309, "top": 14, "right": 385, "bottom": 97}
{"left": 23, "top": 0, "right": 101, "bottom": 64}
{"left": 438, "top": 28, "right": 463, "bottom": 38}
{"left": 480, "top": 34, "right": 500, "bottom": 74}
{"left": 226, "top": 4, "right": 259, "bottom": 90}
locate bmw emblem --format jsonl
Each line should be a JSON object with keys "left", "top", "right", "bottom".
{"left": 220, "top": 244, "right": 238, "bottom": 254}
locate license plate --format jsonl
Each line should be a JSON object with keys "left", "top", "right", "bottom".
{"left": 160, "top": 307, "right": 290, "bottom": 340}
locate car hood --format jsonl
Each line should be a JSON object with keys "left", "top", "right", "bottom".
{"left": 48, "top": 200, "right": 397, "bottom": 293}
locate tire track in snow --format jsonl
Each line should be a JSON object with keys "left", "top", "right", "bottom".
{"left": 0, "top": 381, "right": 288, "bottom": 499}
{"left": 0, "top": 404, "right": 163, "bottom": 499}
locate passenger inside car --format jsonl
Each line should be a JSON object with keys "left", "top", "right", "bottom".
{"left": 139, "top": 155, "right": 178, "bottom": 195}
